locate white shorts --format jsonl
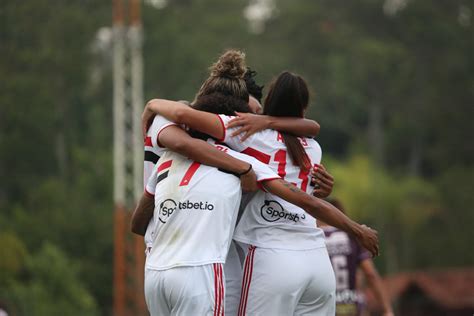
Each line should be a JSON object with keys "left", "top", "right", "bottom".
{"left": 144, "top": 263, "right": 225, "bottom": 316}
{"left": 224, "top": 241, "right": 246, "bottom": 316}
{"left": 238, "top": 246, "right": 336, "bottom": 316}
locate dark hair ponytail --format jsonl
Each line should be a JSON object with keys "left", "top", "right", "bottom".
{"left": 263, "top": 71, "right": 311, "bottom": 171}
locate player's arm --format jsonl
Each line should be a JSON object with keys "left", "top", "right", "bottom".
{"left": 143, "top": 99, "right": 319, "bottom": 141}
{"left": 143, "top": 99, "right": 225, "bottom": 140}
{"left": 159, "top": 125, "right": 257, "bottom": 191}
{"left": 227, "top": 112, "right": 320, "bottom": 141}
{"left": 359, "top": 259, "right": 394, "bottom": 316}
{"left": 262, "top": 179, "right": 379, "bottom": 257}
{"left": 131, "top": 192, "right": 155, "bottom": 236}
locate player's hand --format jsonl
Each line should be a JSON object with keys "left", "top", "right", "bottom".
{"left": 142, "top": 104, "right": 156, "bottom": 139}
{"left": 356, "top": 224, "right": 379, "bottom": 258}
{"left": 311, "top": 164, "right": 334, "bottom": 198}
{"left": 227, "top": 112, "right": 270, "bottom": 142}
{"left": 240, "top": 168, "right": 259, "bottom": 192}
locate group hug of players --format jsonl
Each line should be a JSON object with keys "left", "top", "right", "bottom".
{"left": 131, "top": 49, "right": 394, "bottom": 316}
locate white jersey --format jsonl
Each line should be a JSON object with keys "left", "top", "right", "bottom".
{"left": 217, "top": 114, "right": 327, "bottom": 250}
{"left": 145, "top": 142, "right": 279, "bottom": 270}
{"left": 143, "top": 115, "right": 178, "bottom": 250}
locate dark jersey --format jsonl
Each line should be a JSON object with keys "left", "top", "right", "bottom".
{"left": 323, "top": 226, "right": 371, "bottom": 315}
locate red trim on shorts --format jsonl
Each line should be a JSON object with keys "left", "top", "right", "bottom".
{"left": 219, "top": 264, "right": 224, "bottom": 316}
{"left": 213, "top": 263, "right": 224, "bottom": 316}
{"left": 215, "top": 114, "right": 226, "bottom": 142}
{"left": 241, "top": 147, "right": 271, "bottom": 164}
{"left": 214, "top": 264, "right": 219, "bottom": 316}
{"left": 238, "top": 246, "right": 256, "bottom": 316}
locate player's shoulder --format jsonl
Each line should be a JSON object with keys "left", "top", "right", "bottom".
{"left": 149, "top": 114, "right": 173, "bottom": 133}
{"left": 304, "top": 137, "right": 321, "bottom": 149}
{"left": 217, "top": 114, "right": 236, "bottom": 125}
{"left": 252, "top": 128, "right": 281, "bottom": 145}
{"left": 303, "top": 137, "right": 322, "bottom": 158}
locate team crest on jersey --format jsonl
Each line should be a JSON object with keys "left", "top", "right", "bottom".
{"left": 260, "top": 200, "right": 305, "bottom": 223}
{"left": 158, "top": 199, "right": 215, "bottom": 224}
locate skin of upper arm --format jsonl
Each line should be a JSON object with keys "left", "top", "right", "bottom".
{"left": 149, "top": 99, "right": 224, "bottom": 140}
{"left": 158, "top": 124, "right": 250, "bottom": 174}
{"left": 158, "top": 125, "right": 195, "bottom": 156}
{"left": 179, "top": 107, "right": 224, "bottom": 140}
{"left": 302, "top": 119, "right": 320, "bottom": 137}
{"left": 269, "top": 117, "right": 320, "bottom": 137}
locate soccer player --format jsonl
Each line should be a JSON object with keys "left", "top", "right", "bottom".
{"left": 142, "top": 73, "right": 380, "bottom": 315}
{"left": 137, "top": 129, "right": 278, "bottom": 316}
{"left": 322, "top": 198, "right": 394, "bottom": 316}
{"left": 140, "top": 105, "right": 259, "bottom": 256}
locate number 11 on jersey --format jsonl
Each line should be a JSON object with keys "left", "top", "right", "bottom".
{"left": 273, "top": 149, "right": 313, "bottom": 192}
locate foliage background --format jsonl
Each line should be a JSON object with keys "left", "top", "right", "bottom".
{"left": 0, "top": 0, "right": 472, "bottom": 314}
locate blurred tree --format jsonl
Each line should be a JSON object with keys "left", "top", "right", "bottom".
{"left": 6, "top": 242, "right": 99, "bottom": 316}
{"left": 0, "top": 232, "right": 28, "bottom": 282}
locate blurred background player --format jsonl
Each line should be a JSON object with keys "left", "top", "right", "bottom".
{"left": 321, "top": 198, "right": 394, "bottom": 316}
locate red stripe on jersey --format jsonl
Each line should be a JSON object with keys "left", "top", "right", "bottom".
{"left": 242, "top": 147, "right": 271, "bottom": 164}
{"left": 144, "top": 136, "right": 152, "bottom": 146}
{"left": 179, "top": 161, "right": 201, "bottom": 186}
{"left": 157, "top": 160, "right": 172, "bottom": 172}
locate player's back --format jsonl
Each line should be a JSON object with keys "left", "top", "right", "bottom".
{"left": 145, "top": 151, "right": 241, "bottom": 271}
{"left": 218, "top": 115, "right": 326, "bottom": 250}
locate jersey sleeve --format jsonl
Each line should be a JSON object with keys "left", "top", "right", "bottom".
{"left": 216, "top": 114, "right": 253, "bottom": 152}
{"left": 148, "top": 115, "right": 179, "bottom": 148}
{"left": 143, "top": 115, "right": 177, "bottom": 188}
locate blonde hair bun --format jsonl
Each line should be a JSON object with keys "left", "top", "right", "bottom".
{"left": 210, "top": 49, "right": 247, "bottom": 79}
